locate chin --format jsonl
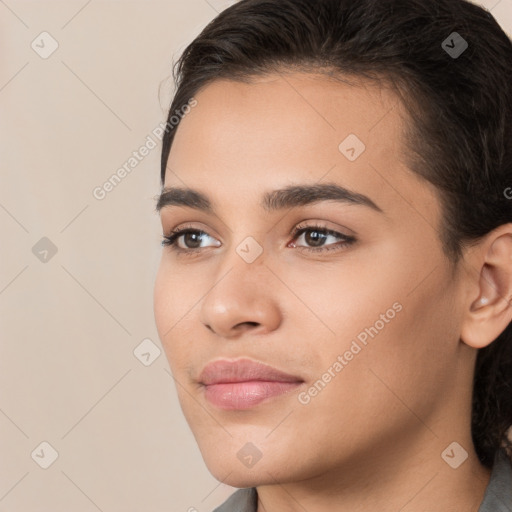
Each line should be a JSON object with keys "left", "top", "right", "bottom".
{"left": 211, "top": 470, "right": 264, "bottom": 489}
{"left": 200, "top": 449, "right": 259, "bottom": 485}
{"left": 200, "top": 446, "right": 305, "bottom": 488}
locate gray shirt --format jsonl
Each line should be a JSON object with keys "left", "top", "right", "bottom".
{"left": 213, "top": 449, "right": 512, "bottom": 512}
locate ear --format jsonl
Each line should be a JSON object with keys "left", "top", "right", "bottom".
{"left": 460, "top": 224, "right": 512, "bottom": 349}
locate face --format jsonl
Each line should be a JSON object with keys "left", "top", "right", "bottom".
{"left": 153, "top": 72, "right": 470, "bottom": 487}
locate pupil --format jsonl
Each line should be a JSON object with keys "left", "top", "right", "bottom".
{"left": 306, "top": 230, "right": 325, "bottom": 247}
{"left": 185, "top": 233, "right": 201, "bottom": 248}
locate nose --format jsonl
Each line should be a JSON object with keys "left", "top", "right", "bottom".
{"left": 199, "top": 250, "right": 282, "bottom": 339}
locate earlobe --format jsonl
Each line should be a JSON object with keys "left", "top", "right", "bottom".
{"left": 460, "top": 227, "right": 512, "bottom": 349}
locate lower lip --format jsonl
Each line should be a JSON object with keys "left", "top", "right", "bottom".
{"left": 204, "top": 381, "right": 302, "bottom": 410}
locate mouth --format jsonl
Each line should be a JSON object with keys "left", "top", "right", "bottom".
{"left": 198, "top": 358, "right": 304, "bottom": 410}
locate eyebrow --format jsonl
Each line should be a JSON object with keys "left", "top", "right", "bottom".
{"left": 155, "top": 182, "right": 383, "bottom": 214}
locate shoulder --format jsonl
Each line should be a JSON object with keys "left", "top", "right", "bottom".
{"left": 212, "top": 487, "right": 258, "bottom": 512}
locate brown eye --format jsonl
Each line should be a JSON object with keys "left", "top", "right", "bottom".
{"left": 302, "top": 229, "right": 328, "bottom": 247}
{"left": 161, "top": 228, "right": 221, "bottom": 252}
{"left": 180, "top": 231, "right": 205, "bottom": 249}
{"left": 290, "top": 225, "right": 357, "bottom": 253}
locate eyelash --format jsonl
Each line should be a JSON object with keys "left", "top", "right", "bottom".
{"left": 161, "top": 223, "right": 356, "bottom": 256}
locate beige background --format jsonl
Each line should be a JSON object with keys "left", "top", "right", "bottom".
{"left": 0, "top": 1, "right": 511, "bottom": 510}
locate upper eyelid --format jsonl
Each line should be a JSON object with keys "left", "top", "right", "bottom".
{"left": 160, "top": 205, "right": 360, "bottom": 235}
{"left": 166, "top": 222, "right": 217, "bottom": 237}
{"left": 168, "top": 223, "right": 344, "bottom": 235}
{"left": 167, "top": 224, "right": 352, "bottom": 244}
{"left": 165, "top": 217, "right": 352, "bottom": 233}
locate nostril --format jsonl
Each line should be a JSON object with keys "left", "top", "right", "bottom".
{"left": 237, "top": 322, "right": 259, "bottom": 328}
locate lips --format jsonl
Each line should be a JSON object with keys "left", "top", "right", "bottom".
{"left": 199, "top": 358, "right": 304, "bottom": 410}
{"left": 199, "top": 358, "right": 303, "bottom": 385}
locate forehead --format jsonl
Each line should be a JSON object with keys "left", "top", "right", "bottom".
{"left": 169, "top": 72, "right": 402, "bottom": 169}
{"left": 165, "top": 72, "right": 440, "bottom": 225}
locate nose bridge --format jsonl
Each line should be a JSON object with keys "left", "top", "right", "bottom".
{"left": 215, "top": 228, "right": 269, "bottom": 284}
{"left": 199, "top": 237, "right": 281, "bottom": 337}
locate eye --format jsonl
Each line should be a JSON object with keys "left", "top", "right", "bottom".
{"left": 288, "top": 224, "right": 356, "bottom": 253}
{"left": 160, "top": 222, "right": 357, "bottom": 256}
{"left": 161, "top": 224, "right": 221, "bottom": 252}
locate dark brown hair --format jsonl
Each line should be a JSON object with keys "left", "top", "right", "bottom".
{"left": 160, "top": 0, "right": 512, "bottom": 468}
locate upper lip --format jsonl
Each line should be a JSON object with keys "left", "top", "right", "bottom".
{"left": 199, "top": 358, "right": 304, "bottom": 385}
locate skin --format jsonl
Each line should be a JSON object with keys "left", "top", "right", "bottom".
{"left": 153, "top": 71, "right": 512, "bottom": 512}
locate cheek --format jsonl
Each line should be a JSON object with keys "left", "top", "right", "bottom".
{"left": 153, "top": 262, "right": 191, "bottom": 369}
{"left": 291, "top": 245, "right": 451, "bottom": 401}
{"left": 153, "top": 263, "right": 172, "bottom": 338}
{"left": 351, "top": 272, "right": 460, "bottom": 419}
{"left": 283, "top": 256, "right": 399, "bottom": 351}
{"left": 153, "top": 259, "right": 199, "bottom": 335}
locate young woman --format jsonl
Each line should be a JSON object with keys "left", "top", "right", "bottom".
{"left": 153, "top": 0, "right": 512, "bottom": 510}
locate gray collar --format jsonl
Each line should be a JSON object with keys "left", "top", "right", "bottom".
{"left": 478, "top": 448, "right": 512, "bottom": 511}
{"left": 213, "top": 449, "right": 512, "bottom": 512}
{"left": 212, "top": 486, "right": 257, "bottom": 512}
